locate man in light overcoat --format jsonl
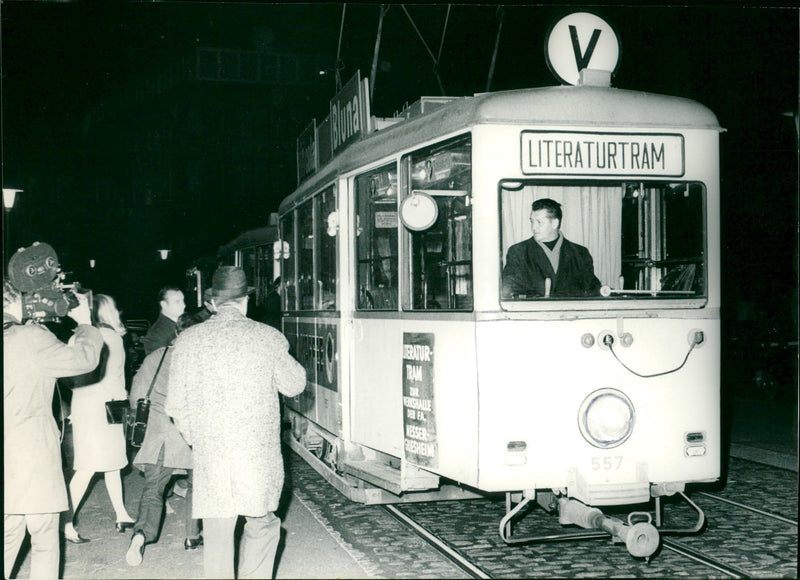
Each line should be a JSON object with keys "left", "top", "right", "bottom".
{"left": 4, "top": 280, "right": 103, "bottom": 579}
{"left": 165, "top": 266, "right": 306, "bottom": 579}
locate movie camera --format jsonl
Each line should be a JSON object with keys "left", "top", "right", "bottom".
{"left": 7, "top": 242, "right": 92, "bottom": 322}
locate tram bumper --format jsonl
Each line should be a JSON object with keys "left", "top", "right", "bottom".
{"left": 568, "top": 467, "right": 651, "bottom": 506}
{"left": 558, "top": 498, "right": 660, "bottom": 558}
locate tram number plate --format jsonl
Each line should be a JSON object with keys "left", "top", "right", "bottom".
{"left": 591, "top": 456, "right": 623, "bottom": 471}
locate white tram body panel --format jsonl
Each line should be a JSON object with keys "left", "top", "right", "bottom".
{"left": 474, "top": 316, "right": 720, "bottom": 499}
{"left": 279, "top": 82, "right": 722, "bottom": 514}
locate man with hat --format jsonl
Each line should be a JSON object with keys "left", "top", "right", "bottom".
{"left": 165, "top": 266, "right": 306, "bottom": 579}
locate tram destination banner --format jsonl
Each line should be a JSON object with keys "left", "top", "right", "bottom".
{"left": 402, "top": 332, "right": 438, "bottom": 468}
{"left": 296, "top": 119, "right": 317, "bottom": 185}
{"left": 521, "top": 131, "right": 685, "bottom": 176}
{"left": 330, "top": 71, "right": 369, "bottom": 157}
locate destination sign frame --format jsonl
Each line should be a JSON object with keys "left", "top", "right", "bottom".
{"left": 521, "top": 131, "right": 685, "bottom": 177}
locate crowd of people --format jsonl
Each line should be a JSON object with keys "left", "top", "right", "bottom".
{"left": 4, "top": 266, "right": 306, "bottom": 579}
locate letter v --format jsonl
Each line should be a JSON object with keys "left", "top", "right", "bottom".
{"left": 569, "top": 25, "right": 601, "bottom": 71}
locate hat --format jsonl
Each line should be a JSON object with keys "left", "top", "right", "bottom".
{"left": 209, "top": 266, "right": 255, "bottom": 301}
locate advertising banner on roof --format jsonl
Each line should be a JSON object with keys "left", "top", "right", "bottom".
{"left": 330, "top": 71, "right": 368, "bottom": 156}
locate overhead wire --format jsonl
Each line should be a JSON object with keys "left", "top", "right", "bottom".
{"left": 335, "top": 4, "right": 347, "bottom": 91}
{"left": 486, "top": 6, "right": 505, "bottom": 92}
{"left": 401, "top": 4, "right": 447, "bottom": 94}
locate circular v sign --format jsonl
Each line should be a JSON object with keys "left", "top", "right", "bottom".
{"left": 545, "top": 12, "right": 621, "bottom": 86}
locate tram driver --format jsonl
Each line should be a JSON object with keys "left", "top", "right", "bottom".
{"left": 501, "top": 198, "right": 601, "bottom": 299}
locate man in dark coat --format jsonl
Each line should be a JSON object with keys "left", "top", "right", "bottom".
{"left": 142, "top": 286, "right": 185, "bottom": 355}
{"left": 502, "top": 198, "right": 601, "bottom": 299}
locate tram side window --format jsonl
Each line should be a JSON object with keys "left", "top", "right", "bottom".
{"left": 401, "top": 136, "right": 473, "bottom": 311}
{"left": 355, "top": 164, "right": 398, "bottom": 310}
{"left": 499, "top": 181, "right": 706, "bottom": 301}
{"left": 280, "top": 212, "right": 297, "bottom": 311}
{"left": 240, "top": 248, "right": 259, "bottom": 318}
{"left": 297, "top": 201, "right": 315, "bottom": 310}
{"left": 316, "top": 187, "right": 337, "bottom": 310}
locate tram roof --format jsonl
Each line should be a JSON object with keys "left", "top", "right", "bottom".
{"left": 218, "top": 223, "right": 278, "bottom": 257}
{"left": 280, "top": 85, "right": 721, "bottom": 213}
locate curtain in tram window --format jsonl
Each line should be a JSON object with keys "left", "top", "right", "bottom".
{"left": 501, "top": 185, "right": 621, "bottom": 288}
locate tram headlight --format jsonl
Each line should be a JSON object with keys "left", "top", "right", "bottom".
{"left": 578, "top": 388, "right": 635, "bottom": 449}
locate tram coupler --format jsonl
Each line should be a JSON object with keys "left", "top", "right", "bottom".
{"left": 558, "top": 498, "right": 660, "bottom": 558}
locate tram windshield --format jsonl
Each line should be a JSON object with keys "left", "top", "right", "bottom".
{"left": 500, "top": 181, "right": 706, "bottom": 303}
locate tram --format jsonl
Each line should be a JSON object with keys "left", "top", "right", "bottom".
{"left": 185, "top": 214, "right": 281, "bottom": 316}
{"left": 273, "top": 13, "right": 720, "bottom": 558}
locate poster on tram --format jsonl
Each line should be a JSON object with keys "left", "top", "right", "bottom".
{"left": 402, "top": 332, "right": 438, "bottom": 468}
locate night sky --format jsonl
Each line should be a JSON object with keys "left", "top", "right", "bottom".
{"left": 2, "top": 3, "right": 798, "bottom": 329}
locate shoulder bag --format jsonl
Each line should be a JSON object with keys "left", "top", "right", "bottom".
{"left": 129, "top": 346, "right": 169, "bottom": 448}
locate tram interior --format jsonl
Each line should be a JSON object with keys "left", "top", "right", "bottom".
{"left": 500, "top": 181, "right": 706, "bottom": 300}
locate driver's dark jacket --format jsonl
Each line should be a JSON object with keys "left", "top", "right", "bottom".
{"left": 501, "top": 236, "right": 601, "bottom": 299}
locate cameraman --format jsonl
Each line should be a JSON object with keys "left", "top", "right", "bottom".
{"left": 4, "top": 280, "right": 103, "bottom": 579}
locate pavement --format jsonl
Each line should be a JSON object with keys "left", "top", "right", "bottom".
{"left": 7, "top": 425, "right": 372, "bottom": 580}
{"left": 7, "top": 393, "right": 797, "bottom": 579}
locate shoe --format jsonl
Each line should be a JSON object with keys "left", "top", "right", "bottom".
{"left": 65, "top": 527, "right": 90, "bottom": 544}
{"left": 126, "top": 532, "right": 145, "bottom": 566}
{"left": 183, "top": 535, "right": 203, "bottom": 550}
{"left": 116, "top": 521, "right": 135, "bottom": 533}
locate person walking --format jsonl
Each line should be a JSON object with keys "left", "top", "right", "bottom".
{"left": 64, "top": 294, "right": 135, "bottom": 543}
{"left": 165, "top": 266, "right": 306, "bottom": 579}
{"left": 142, "top": 286, "right": 185, "bottom": 355}
{"left": 4, "top": 281, "right": 103, "bottom": 579}
{"left": 125, "top": 312, "right": 204, "bottom": 567}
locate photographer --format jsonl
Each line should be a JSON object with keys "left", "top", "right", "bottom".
{"left": 4, "top": 279, "right": 103, "bottom": 579}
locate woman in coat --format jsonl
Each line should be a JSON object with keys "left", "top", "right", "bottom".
{"left": 124, "top": 312, "right": 203, "bottom": 567}
{"left": 64, "top": 294, "right": 135, "bottom": 543}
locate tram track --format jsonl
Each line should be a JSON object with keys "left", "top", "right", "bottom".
{"left": 382, "top": 504, "right": 494, "bottom": 579}
{"left": 696, "top": 491, "right": 798, "bottom": 526}
{"left": 287, "top": 450, "right": 796, "bottom": 578}
{"left": 661, "top": 539, "right": 751, "bottom": 579}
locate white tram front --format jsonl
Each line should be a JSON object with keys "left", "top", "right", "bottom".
{"left": 277, "top": 15, "right": 721, "bottom": 558}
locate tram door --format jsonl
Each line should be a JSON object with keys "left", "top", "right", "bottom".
{"left": 350, "top": 137, "right": 475, "bottom": 464}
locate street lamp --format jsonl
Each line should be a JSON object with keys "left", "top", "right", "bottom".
{"left": 89, "top": 259, "right": 96, "bottom": 269}
{"left": 158, "top": 249, "right": 170, "bottom": 260}
{"left": 3, "top": 188, "right": 22, "bottom": 212}
{"left": 3, "top": 188, "right": 22, "bottom": 263}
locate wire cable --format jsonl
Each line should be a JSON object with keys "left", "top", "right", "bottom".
{"left": 606, "top": 335, "right": 699, "bottom": 378}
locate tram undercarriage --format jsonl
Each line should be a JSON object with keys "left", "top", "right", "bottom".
{"left": 500, "top": 487, "right": 706, "bottom": 559}
{"left": 286, "top": 410, "right": 707, "bottom": 560}
{"left": 285, "top": 411, "right": 483, "bottom": 505}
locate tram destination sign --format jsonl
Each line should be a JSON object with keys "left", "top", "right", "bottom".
{"left": 521, "top": 131, "right": 685, "bottom": 177}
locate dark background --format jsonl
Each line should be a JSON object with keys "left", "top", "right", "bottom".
{"left": 2, "top": 2, "right": 797, "bottom": 362}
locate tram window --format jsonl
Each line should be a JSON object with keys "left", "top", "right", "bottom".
{"left": 355, "top": 164, "right": 399, "bottom": 310}
{"left": 240, "top": 248, "right": 259, "bottom": 318}
{"left": 499, "top": 181, "right": 706, "bottom": 301}
{"left": 316, "top": 187, "right": 337, "bottom": 310}
{"left": 280, "top": 212, "right": 297, "bottom": 311}
{"left": 297, "top": 201, "right": 315, "bottom": 310}
{"left": 401, "top": 136, "right": 473, "bottom": 311}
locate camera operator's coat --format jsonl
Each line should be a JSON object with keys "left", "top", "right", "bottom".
{"left": 165, "top": 307, "right": 306, "bottom": 518}
{"left": 3, "top": 318, "right": 103, "bottom": 514}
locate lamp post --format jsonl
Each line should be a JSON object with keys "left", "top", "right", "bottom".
{"left": 3, "top": 188, "right": 23, "bottom": 265}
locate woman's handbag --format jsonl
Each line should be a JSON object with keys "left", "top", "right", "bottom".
{"left": 129, "top": 346, "right": 169, "bottom": 448}
{"left": 105, "top": 399, "right": 130, "bottom": 424}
